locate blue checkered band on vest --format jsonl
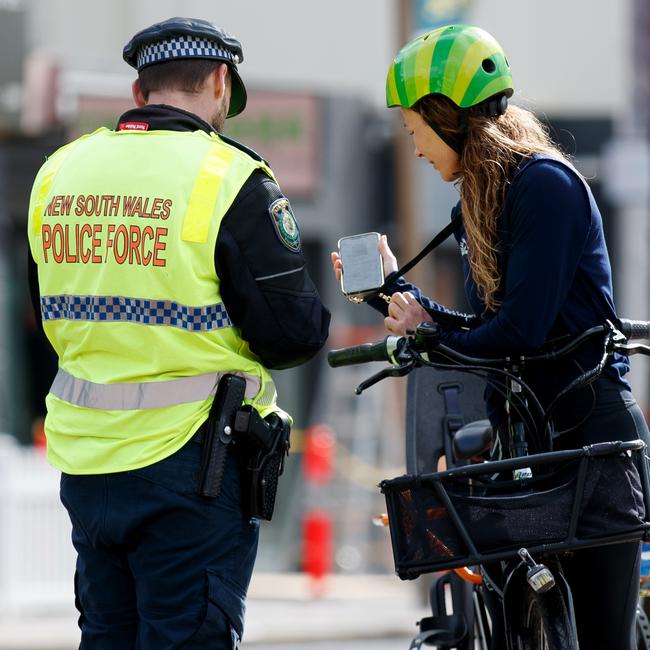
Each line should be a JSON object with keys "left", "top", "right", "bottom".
{"left": 136, "top": 36, "right": 236, "bottom": 69}
{"left": 41, "top": 295, "right": 232, "bottom": 332}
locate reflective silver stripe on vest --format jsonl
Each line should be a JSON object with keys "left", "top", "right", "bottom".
{"left": 50, "top": 369, "right": 261, "bottom": 411}
{"left": 41, "top": 295, "right": 232, "bottom": 332}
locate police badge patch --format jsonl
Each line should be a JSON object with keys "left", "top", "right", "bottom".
{"left": 268, "top": 198, "right": 301, "bottom": 252}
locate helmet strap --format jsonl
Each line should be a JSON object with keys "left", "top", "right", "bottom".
{"left": 474, "top": 95, "right": 509, "bottom": 118}
{"left": 431, "top": 122, "right": 464, "bottom": 155}
{"left": 454, "top": 95, "right": 509, "bottom": 154}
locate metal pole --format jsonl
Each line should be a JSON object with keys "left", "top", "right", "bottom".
{"left": 602, "top": 0, "right": 650, "bottom": 413}
{"left": 394, "top": 0, "right": 423, "bottom": 287}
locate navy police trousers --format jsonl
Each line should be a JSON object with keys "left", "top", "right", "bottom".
{"left": 59, "top": 438, "right": 259, "bottom": 649}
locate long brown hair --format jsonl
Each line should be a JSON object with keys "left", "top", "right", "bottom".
{"left": 416, "top": 96, "right": 570, "bottom": 311}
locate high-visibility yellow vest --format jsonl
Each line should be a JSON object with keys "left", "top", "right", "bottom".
{"left": 27, "top": 127, "right": 281, "bottom": 474}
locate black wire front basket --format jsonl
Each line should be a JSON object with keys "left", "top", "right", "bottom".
{"left": 380, "top": 440, "right": 650, "bottom": 580}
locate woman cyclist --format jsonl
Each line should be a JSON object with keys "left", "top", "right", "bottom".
{"left": 331, "top": 24, "right": 649, "bottom": 649}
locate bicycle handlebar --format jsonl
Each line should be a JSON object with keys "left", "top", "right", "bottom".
{"left": 327, "top": 336, "right": 402, "bottom": 368}
{"left": 617, "top": 318, "right": 650, "bottom": 340}
{"left": 327, "top": 318, "right": 650, "bottom": 370}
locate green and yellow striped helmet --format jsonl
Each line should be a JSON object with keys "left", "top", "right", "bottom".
{"left": 386, "top": 24, "right": 513, "bottom": 110}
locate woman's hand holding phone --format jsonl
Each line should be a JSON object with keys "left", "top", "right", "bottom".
{"left": 378, "top": 235, "right": 398, "bottom": 275}
{"left": 330, "top": 233, "right": 431, "bottom": 335}
{"left": 330, "top": 234, "right": 398, "bottom": 284}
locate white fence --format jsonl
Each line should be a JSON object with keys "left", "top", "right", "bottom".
{"left": 0, "top": 435, "right": 76, "bottom": 618}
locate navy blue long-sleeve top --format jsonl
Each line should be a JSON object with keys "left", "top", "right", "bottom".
{"left": 370, "top": 155, "right": 629, "bottom": 406}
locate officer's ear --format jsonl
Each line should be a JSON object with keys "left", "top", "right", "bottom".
{"left": 211, "top": 63, "right": 229, "bottom": 103}
{"left": 132, "top": 79, "right": 147, "bottom": 108}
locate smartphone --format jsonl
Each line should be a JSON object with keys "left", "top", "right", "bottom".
{"left": 337, "top": 232, "right": 384, "bottom": 301}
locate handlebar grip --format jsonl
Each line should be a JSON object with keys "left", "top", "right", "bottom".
{"left": 617, "top": 319, "right": 650, "bottom": 340}
{"left": 327, "top": 337, "right": 400, "bottom": 367}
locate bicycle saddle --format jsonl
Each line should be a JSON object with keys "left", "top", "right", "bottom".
{"left": 453, "top": 419, "right": 493, "bottom": 461}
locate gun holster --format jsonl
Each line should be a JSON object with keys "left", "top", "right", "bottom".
{"left": 198, "top": 374, "right": 247, "bottom": 499}
{"left": 233, "top": 406, "right": 291, "bottom": 521}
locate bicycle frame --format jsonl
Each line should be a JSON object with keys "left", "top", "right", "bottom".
{"left": 329, "top": 319, "right": 650, "bottom": 649}
{"left": 395, "top": 367, "right": 648, "bottom": 649}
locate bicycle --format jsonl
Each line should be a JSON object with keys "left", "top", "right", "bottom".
{"left": 328, "top": 318, "right": 650, "bottom": 650}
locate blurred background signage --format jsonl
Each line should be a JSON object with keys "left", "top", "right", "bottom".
{"left": 69, "top": 90, "right": 321, "bottom": 199}
{"left": 225, "top": 91, "right": 320, "bottom": 198}
{"left": 411, "top": 0, "right": 473, "bottom": 35}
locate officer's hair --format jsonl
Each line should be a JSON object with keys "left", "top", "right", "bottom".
{"left": 138, "top": 60, "right": 226, "bottom": 100}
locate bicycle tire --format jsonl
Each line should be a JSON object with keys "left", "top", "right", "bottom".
{"left": 519, "top": 586, "right": 578, "bottom": 650}
{"left": 637, "top": 606, "right": 650, "bottom": 650}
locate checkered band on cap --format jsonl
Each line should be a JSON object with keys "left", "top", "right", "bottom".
{"left": 136, "top": 35, "right": 237, "bottom": 69}
{"left": 41, "top": 295, "right": 232, "bottom": 332}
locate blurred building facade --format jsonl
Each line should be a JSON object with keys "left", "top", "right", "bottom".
{"left": 0, "top": 0, "right": 648, "bottom": 582}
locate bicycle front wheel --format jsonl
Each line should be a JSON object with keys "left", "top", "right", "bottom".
{"left": 520, "top": 586, "right": 578, "bottom": 650}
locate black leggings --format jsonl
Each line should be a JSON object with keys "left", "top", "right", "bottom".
{"left": 552, "top": 376, "right": 649, "bottom": 650}
{"left": 485, "top": 376, "right": 647, "bottom": 649}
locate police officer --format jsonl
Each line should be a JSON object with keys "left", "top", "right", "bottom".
{"left": 27, "top": 16, "right": 330, "bottom": 649}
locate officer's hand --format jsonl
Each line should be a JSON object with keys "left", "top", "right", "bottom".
{"left": 384, "top": 292, "right": 433, "bottom": 336}
{"left": 378, "top": 235, "right": 398, "bottom": 276}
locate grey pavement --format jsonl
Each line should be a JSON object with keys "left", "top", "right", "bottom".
{"left": 0, "top": 574, "right": 429, "bottom": 649}
{"left": 244, "top": 639, "right": 414, "bottom": 650}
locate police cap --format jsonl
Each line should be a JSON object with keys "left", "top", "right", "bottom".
{"left": 123, "top": 17, "right": 247, "bottom": 118}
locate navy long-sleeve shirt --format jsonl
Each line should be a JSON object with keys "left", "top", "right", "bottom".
{"left": 370, "top": 155, "right": 629, "bottom": 407}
